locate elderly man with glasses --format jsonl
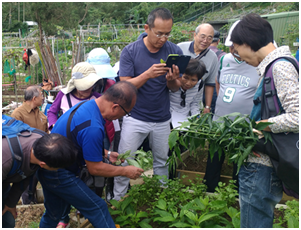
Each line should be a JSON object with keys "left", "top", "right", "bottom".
{"left": 178, "top": 23, "right": 219, "bottom": 114}
{"left": 113, "top": 7, "right": 183, "bottom": 201}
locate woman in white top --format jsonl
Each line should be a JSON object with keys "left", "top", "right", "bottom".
{"left": 169, "top": 58, "right": 206, "bottom": 128}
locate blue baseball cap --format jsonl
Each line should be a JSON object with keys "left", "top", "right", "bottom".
{"left": 86, "top": 48, "right": 117, "bottom": 79}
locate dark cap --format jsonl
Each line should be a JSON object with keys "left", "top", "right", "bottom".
{"left": 212, "top": 30, "right": 220, "bottom": 42}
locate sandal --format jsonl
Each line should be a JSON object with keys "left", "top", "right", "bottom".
{"left": 56, "top": 222, "right": 70, "bottom": 228}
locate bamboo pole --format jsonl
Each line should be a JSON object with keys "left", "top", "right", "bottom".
{"left": 34, "top": 42, "right": 47, "bottom": 79}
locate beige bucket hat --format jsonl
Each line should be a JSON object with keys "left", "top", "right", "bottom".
{"left": 61, "top": 62, "right": 102, "bottom": 94}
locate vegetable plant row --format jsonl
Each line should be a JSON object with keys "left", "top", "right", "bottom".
{"left": 108, "top": 175, "right": 298, "bottom": 228}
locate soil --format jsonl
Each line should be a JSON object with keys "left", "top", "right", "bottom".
{"left": 179, "top": 148, "right": 234, "bottom": 176}
{"left": 15, "top": 205, "right": 79, "bottom": 228}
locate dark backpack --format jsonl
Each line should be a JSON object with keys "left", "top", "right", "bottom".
{"left": 253, "top": 57, "right": 299, "bottom": 198}
{"left": 2, "top": 114, "right": 46, "bottom": 178}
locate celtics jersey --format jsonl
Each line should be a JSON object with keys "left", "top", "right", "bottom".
{"left": 213, "top": 53, "right": 260, "bottom": 121}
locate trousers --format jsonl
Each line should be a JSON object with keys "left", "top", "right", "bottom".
{"left": 37, "top": 168, "right": 115, "bottom": 228}
{"left": 113, "top": 116, "right": 171, "bottom": 200}
{"left": 239, "top": 162, "right": 283, "bottom": 228}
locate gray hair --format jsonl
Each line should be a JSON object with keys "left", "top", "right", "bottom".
{"left": 195, "top": 23, "right": 214, "bottom": 35}
{"left": 24, "top": 85, "right": 41, "bottom": 101}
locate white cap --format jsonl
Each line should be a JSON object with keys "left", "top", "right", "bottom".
{"left": 225, "top": 20, "right": 240, "bottom": 47}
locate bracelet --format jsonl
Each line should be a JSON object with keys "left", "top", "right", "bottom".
{"left": 107, "top": 151, "right": 111, "bottom": 161}
{"left": 205, "top": 105, "right": 211, "bottom": 110}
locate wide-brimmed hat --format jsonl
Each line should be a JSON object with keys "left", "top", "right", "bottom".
{"left": 225, "top": 20, "right": 240, "bottom": 47}
{"left": 86, "top": 48, "right": 117, "bottom": 80}
{"left": 61, "top": 62, "right": 102, "bottom": 94}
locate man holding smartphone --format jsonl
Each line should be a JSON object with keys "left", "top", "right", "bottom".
{"left": 114, "top": 7, "right": 183, "bottom": 201}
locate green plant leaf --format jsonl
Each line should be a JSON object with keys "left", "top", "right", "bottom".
{"left": 138, "top": 221, "right": 153, "bottom": 228}
{"left": 170, "top": 222, "right": 192, "bottom": 228}
{"left": 185, "top": 211, "right": 198, "bottom": 222}
{"left": 287, "top": 216, "right": 299, "bottom": 228}
{"left": 232, "top": 216, "right": 240, "bottom": 228}
{"left": 198, "top": 213, "right": 220, "bottom": 224}
{"left": 169, "top": 130, "right": 179, "bottom": 149}
{"left": 116, "top": 215, "right": 130, "bottom": 222}
{"left": 156, "top": 199, "right": 167, "bottom": 210}
{"left": 109, "top": 210, "right": 122, "bottom": 215}
{"left": 225, "top": 206, "right": 238, "bottom": 218}
{"left": 127, "top": 159, "right": 142, "bottom": 169}
{"left": 154, "top": 209, "right": 173, "bottom": 217}
{"left": 254, "top": 121, "right": 274, "bottom": 131}
{"left": 136, "top": 211, "right": 148, "bottom": 218}
{"left": 209, "top": 200, "right": 227, "bottom": 209}
{"left": 153, "top": 216, "right": 176, "bottom": 222}
{"left": 110, "top": 199, "right": 120, "bottom": 209}
{"left": 121, "top": 196, "right": 133, "bottom": 212}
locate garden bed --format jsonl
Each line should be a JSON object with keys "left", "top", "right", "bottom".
{"left": 176, "top": 148, "right": 298, "bottom": 204}
{"left": 108, "top": 175, "right": 298, "bottom": 228}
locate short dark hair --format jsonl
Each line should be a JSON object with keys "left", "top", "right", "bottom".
{"left": 185, "top": 59, "right": 206, "bottom": 81}
{"left": 24, "top": 86, "right": 41, "bottom": 101}
{"left": 103, "top": 81, "right": 137, "bottom": 109}
{"left": 147, "top": 8, "right": 173, "bottom": 29}
{"left": 231, "top": 13, "right": 273, "bottom": 52}
{"left": 32, "top": 133, "right": 78, "bottom": 168}
{"left": 212, "top": 30, "right": 220, "bottom": 43}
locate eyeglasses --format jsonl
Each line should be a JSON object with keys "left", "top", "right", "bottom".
{"left": 230, "top": 45, "right": 241, "bottom": 59}
{"left": 150, "top": 28, "right": 172, "bottom": 38}
{"left": 117, "top": 103, "right": 131, "bottom": 117}
{"left": 198, "top": 34, "right": 213, "bottom": 42}
{"left": 180, "top": 90, "right": 186, "bottom": 107}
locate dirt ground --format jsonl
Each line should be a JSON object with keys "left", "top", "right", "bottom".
{"left": 15, "top": 205, "right": 79, "bottom": 228}
{"left": 179, "top": 147, "right": 235, "bottom": 176}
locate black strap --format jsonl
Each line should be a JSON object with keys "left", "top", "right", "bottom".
{"left": 198, "top": 80, "right": 204, "bottom": 92}
{"left": 195, "top": 48, "right": 210, "bottom": 61}
{"left": 66, "top": 94, "right": 73, "bottom": 109}
{"left": 66, "top": 101, "right": 87, "bottom": 140}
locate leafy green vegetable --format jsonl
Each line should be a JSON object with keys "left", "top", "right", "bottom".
{"left": 115, "top": 149, "right": 153, "bottom": 171}
{"left": 168, "top": 112, "right": 274, "bottom": 174}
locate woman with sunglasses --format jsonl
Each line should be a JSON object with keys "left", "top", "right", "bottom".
{"left": 169, "top": 58, "right": 206, "bottom": 129}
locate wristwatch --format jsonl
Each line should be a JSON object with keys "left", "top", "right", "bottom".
{"left": 205, "top": 105, "right": 211, "bottom": 110}
{"left": 107, "top": 151, "right": 111, "bottom": 161}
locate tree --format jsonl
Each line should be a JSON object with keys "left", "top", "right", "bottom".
{"left": 28, "top": 2, "right": 90, "bottom": 42}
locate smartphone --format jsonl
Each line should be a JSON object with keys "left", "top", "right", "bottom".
{"left": 165, "top": 54, "right": 191, "bottom": 74}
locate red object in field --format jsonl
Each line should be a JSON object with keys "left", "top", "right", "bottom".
{"left": 23, "top": 49, "right": 29, "bottom": 65}
{"left": 55, "top": 82, "right": 57, "bottom": 87}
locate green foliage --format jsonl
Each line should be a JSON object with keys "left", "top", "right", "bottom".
{"left": 168, "top": 112, "right": 273, "bottom": 175}
{"left": 115, "top": 149, "right": 153, "bottom": 171}
{"left": 28, "top": 221, "right": 39, "bottom": 228}
{"left": 109, "top": 176, "right": 241, "bottom": 228}
{"left": 274, "top": 200, "right": 299, "bottom": 228}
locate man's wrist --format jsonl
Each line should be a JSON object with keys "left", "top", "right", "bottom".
{"left": 205, "top": 105, "right": 211, "bottom": 110}
{"left": 107, "top": 151, "right": 111, "bottom": 161}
